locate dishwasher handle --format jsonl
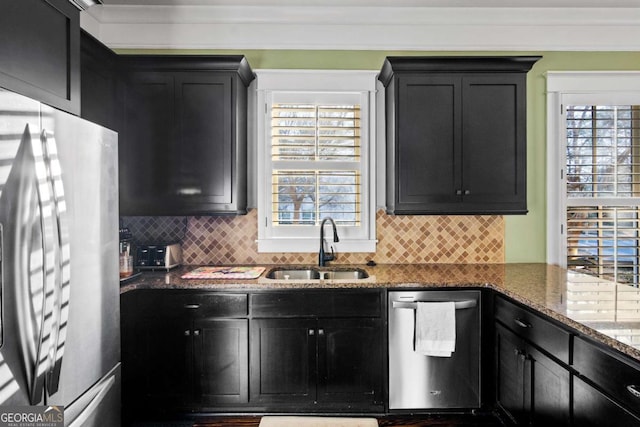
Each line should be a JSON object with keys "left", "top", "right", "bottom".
{"left": 391, "top": 300, "right": 477, "bottom": 310}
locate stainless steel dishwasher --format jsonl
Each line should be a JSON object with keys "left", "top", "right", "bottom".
{"left": 388, "top": 290, "right": 481, "bottom": 410}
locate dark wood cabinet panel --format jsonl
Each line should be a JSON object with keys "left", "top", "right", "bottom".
{"left": 80, "top": 30, "right": 121, "bottom": 131}
{"left": 495, "top": 295, "right": 570, "bottom": 365}
{"left": 317, "top": 318, "right": 383, "bottom": 408}
{"left": 461, "top": 75, "right": 526, "bottom": 209}
{"left": 121, "top": 290, "right": 250, "bottom": 419}
{"left": 494, "top": 317, "right": 570, "bottom": 425}
{"left": 195, "top": 318, "right": 249, "bottom": 406}
{"left": 379, "top": 56, "right": 540, "bottom": 215}
{"left": 573, "top": 376, "right": 640, "bottom": 427}
{"left": 175, "top": 74, "right": 233, "bottom": 207}
{"left": 250, "top": 318, "right": 317, "bottom": 406}
{"left": 249, "top": 290, "right": 384, "bottom": 411}
{"left": 395, "top": 75, "right": 461, "bottom": 208}
{"left": 119, "top": 56, "right": 254, "bottom": 215}
{"left": 527, "top": 344, "right": 570, "bottom": 425}
{"left": 573, "top": 336, "right": 640, "bottom": 420}
{"left": 121, "top": 71, "right": 175, "bottom": 213}
{"left": 495, "top": 323, "right": 529, "bottom": 425}
{"left": 0, "top": 0, "right": 79, "bottom": 114}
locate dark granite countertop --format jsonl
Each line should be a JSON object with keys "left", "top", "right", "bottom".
{"left": 120, "top": 263, "right": 640, "bottom": 363}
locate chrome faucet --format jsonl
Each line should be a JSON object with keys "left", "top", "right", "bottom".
{"left": 319, "top": 217, "right": 340, "bottom": 267}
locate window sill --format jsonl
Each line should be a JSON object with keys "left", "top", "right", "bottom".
{"left": 257, "top": 238, "right": 377, "bottom": 254}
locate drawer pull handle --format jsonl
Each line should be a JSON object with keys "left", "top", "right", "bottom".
{"left": 627, "top": 385, "right": 640, "bottom": 398}
{"left": 514, "top": 318, "right": 532, "bottom": 328}
{"left": 184, "top": 304, "right": 200, "bottom": 309}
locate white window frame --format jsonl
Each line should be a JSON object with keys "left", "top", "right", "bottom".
{"left": 546, "top": 71, "right": 640, "bottom": 267}
{"left": 255, "top": 70, "right": 378, "bottom": 253}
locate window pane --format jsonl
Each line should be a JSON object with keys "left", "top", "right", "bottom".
{"left": 567, "top": 206, "right": 640, "bottom": 285}
{"left": 272, "top": 170, "right": 361, "bottom": 226}
{"left": 566, "top": 105, "right": 640, "bottom": 198}
{"left": 272, "top": 104, "right": 361, "bottom": 161}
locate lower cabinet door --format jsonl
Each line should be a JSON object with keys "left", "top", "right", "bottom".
{"left": 129, "top": 316, "right": 193, "bottom": 408}
{"left": 528, "top": 345, "right": 570, "bottom": 425}
{"left": 250, "top": 318, "right": 317, "bottom": 406}
{"left": 495, "top": 324, "right": 528, "bottom": 424}
{"left": 574, "top": 376, "right": 640, "bottom": 427}
{"left": 317, "top": 318, "right": 383, "bottom": 410}
{"left": 194, "top": 318, "right": 249, "bottom": 406}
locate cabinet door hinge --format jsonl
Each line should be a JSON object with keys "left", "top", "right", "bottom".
{"left": 561, "top": 104, "right": 564, "bottom": 115}
{"left": 560, "top": 169, "right": 564, "bottom": 180}
{"left": 561, "top": 224, "right": 564, "bottom": 235}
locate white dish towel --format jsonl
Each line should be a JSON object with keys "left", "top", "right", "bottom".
{"left": 415, "top": 301, "right": 456, "bottom": 357}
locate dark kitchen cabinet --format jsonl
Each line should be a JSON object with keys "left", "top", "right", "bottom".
{"left": 80, "top": 30, "right": 121, "bottom": 131}
{"left": 120, "top": 56, "right": 254, "bottom": 215}
{"left": 573, "top": 376, "right": 640, "bottom": 427}
{"left": 121, "top": 290, "right": 249, "bottom": 420}
{"left": 494, "top": 296, "right": 571, "bottom": 426}
{"left": 249, "top": 291, "right": 384, "bottom": 411}
{"left": 378, "top": 56, "right": 540, "bottom": 215}
{"left": 572, "top": 336, "right": 640, "bottom": 425}
{"left": 495, "top": 323, "right": 570, "bottom": 426}
{"left": 0, "top": 0, "right": 80, "bottom": 114}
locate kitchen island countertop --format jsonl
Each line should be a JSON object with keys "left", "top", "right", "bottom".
{"left": 121, "top": 263, "right": 640, "bottom": 363}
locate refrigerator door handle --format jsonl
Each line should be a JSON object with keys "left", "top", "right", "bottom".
{"left": 30, "top": 127, "right": 58, "bottom": 405}
{"left": 68, "top": 375, "right": 116, "bottom": 427}
{"left": 40, "top": 130, "right": 71, "bottom": 396}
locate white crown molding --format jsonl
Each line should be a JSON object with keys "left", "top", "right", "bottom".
{"left": 83, "top": 5, "right": 640, "bottom": 51}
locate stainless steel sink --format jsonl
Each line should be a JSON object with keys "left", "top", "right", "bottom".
{"left": 265, "top": 268, "right": 321, "bottom": 280}
{"left": 264, "top": 267, "right": 369, "bottom": 281}
{"left": 322, "top": 268, "right": 369, "bottom": 280}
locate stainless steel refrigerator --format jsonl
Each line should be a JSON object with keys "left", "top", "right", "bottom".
{"left": 0, "top": 88, "right": 120, "bottom": 426}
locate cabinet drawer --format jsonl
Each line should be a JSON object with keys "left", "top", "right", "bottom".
{"left": 574, "top": 337, "right": 640, "bottom": 418}
{"left": 251, "top": 291, "right": 381, "bottom": 318}
{"left": 495, "top": 295, "right": 570, "bottom": 364}
{"left": 132, "top": 290, "right": 248, "bottom": 318}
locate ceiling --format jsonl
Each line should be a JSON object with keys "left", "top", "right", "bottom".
{"left": 99, "top": 0, "right": 640, "bottom": 7}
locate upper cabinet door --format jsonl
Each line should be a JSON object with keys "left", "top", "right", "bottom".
{"left": 394, "top": 74, "right": 462, "bottom": 212}
{"left": 121, "top": 71, "right": 175, "bottom": 215}
{"left": 174, "top": 73, "right": 233, "bottom": 208}
{"left": 461, "top": 74, "right": 527, "bottom": 212}
{"left": 0, "top": 0, "right": 80, "bottom": 114}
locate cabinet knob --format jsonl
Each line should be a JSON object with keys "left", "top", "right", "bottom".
{"left": 193, "top": 329, "right": 201, "bottom": 336}
{"left": 184, "top": 304, "right": 200, "bottom": 310}
{"left": 464, "top": 190, "right": 471, "bottom": 195}
{"left": 184, "top": 330, "right": 191, "bottom": 336}
{"left": 318, "top": 329, "right": 325, "bottom": 336}
{"left": 456, "top": 190, "right": 462, "bottom": 195}
{"left": 309, "top": 329, "right": 315, "bottom": 336}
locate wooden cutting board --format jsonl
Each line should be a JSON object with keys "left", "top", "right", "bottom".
{"left": 181, "top": 266, "right": 266, "bottom": 280}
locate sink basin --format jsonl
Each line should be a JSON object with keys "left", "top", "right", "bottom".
{"left": 264, "top": 267, "right": 369, "bottom": 281}
{"left": 266, "top": 269, "right": 321, "bottom": 280}
{"left": 322, "top": 268, "right": 369, "bottom": 280}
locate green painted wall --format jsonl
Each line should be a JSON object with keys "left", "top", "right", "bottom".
{"left": 118, "top": 49, "right": 640, "bottom": 263}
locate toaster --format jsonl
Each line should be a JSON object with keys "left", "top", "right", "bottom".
{"left": 135, "top": 243, "right": 182, "bottom": 271}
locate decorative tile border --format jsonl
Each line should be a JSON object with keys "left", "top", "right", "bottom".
{"left": 180, "top": 209, "right": 504, "bottom": 265}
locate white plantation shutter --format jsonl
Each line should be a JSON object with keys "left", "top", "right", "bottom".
{"left": 566, "top": 105, "right": 640, "bottom": 284}
{"left": 255, "top": 71, "right": 377, "bottom": 253}
{"left": 271, "top": 103, "right": 361, "bottom": 226}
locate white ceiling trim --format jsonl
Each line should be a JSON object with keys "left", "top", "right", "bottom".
{"left": 83, "top": 5, "right": 640, "bottom": 51}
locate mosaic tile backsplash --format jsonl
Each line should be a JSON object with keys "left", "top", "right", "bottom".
{"left": 173, "top": 209, "right": 504, "bottom": 265}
